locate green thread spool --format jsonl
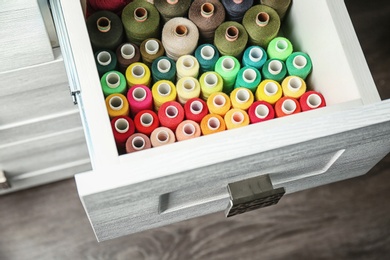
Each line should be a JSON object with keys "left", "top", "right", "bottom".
{"left": 261, "top": 59, "right": 287, "bottom": 83}
{"left": 260, "top": 0, "right": 292, "bottom": 21}
{"left": 199, "top": 71, "right": 224, "bottom": 101}
{"left": 214, "top": 56, "right": 241, "bottom": 94}
{"left": 122, "top": 0, "right": 161, "bottom": 46}
{"left": 267, "top": 37, "right": 293, "bottom": 61}
{"left": 101, "top": 70, "right": 127, "bottom": 97}
{"left": 176, "top": 55, "right": 200, "bottom": 80}
{"left": 286, "top": 52, "right": 313, "bottom": 80}
{"left": 214, "top": 21, "right": 248, "bottom": 59}
{"left": 155, "top": 0, "right": 192, "bottom": 23}
{"left": 234, "top": 66, "right": 261, "bottom": 93}
{"left": 140, "top": 38, "right": 165, "bottom": 68}
{"left": 194, "top": 44, "right": 220, "bottom": 73}
{"left": 243, "top": 5, "right": 281, "bottom": 48}
{"left": 95, "top": 50, "right": 117, "bottom": 77}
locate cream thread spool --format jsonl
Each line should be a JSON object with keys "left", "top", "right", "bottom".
{"left": 177, "top": 77, "right": 200, "bottom": 105}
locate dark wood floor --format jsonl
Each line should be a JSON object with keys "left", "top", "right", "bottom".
{"left": 1, "top": 1, "right": 389, "bottom": 259}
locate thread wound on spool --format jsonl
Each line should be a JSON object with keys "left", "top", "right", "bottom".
{"left": 242, "top": 46, "right": 268, "bottom": 70}
{"left": 255, "top": 79, "right": 283, "bottom": 105}
{"left": 195, "top": 44, "right": 220, "bottom": 73}
{"left": 127, "top": 85, "right": 153, "bottom": 117}
{"left": 207, "top": 92, "right": 231, "bottom": 116}
{"left": 299, "top": 91, "right": 326, "bottom": 111}
{"left": 275, "top": 97, "right": 301, "bottom": 117}
{"left": 175, "top": 120, "right": 201, "bottom": 141}
{"left": 126, "top": 133, "right": 152, "bottom": 153}
{"left": 282, "top": 76, "right": 307, "bottom": 99}
{"left": 200, "top": 114, "right": 226, "bottom": 135}
{"left": 155, "top": 0, "right": 191, "bottom": 22}
{"left": 126, "top": 62, "right": 152, "bottom": 87}
{"left": 267, "top": 37, "right": 293, "bottom": 61}
{"left": 224, "top": 108, "right": 250, "bottom": 130}
{"left": 150, "top": 127, "right": 176, "bottom": 147}
{"left": 95, "top": 50, "right": 117, "bottom": 77}
{"left": 116, "top": 43, "right": 140, "bottom": 74}
{"left": 184, "top": 98, "right": 209, "bottom": 123}
{"left": 199, "top": 71, "right": 224, "bottom": 100}
{"left": 286, "top": 52, "right": 313, "bottom": 80}
{"left": 176, "top": 77, "right": 201, "bottom": 105}
{"left": 152, "top": 80, "right": 177, "bottom": 110}
{"left": 248, "top": 101, "right": 275, "bottom": 123}
{"left": 214, "top": 21, "right": 248, "bottom": 58}
{"left": 230, "top": 87, "right": 254, "bottom": 111}
{"left": 214, "top": 56, "right": 240, "bottom": 94}
{"left": 176, "top": 55, "right": 200, "bottom": 80}
{"left": 111, "top": 116, "right": 135, "bottom": 149}
{"left": 158, "top": 101, "right": 185, "bottom": 131}
{"left": 151, "top": 56, "right": 177, "bottom": 83}
{"left": 262, "top": 58, "right": 287, "bottom": 83}
{"left": 105, "top": 93, "right": 130, "bottom": 119}
{"left": 134, "top": 110, "right": 159, "bottom": 136}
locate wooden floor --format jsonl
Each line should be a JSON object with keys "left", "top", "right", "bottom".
{"left": 1, "top": 1, "right": 389, "bottom": 259}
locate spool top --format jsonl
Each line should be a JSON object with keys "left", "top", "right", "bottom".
{"left": 201, "top": 3, "right": 215, "bottom": 18}
{"left": 134, "top": 7, "right": 148, "bottom": 22}
{"left": 97, "top": 17, "right": 111, "bottom": 32}
{"left": 175, "top": 25, "right": 188, "bottom": 37}
{"left": 225, "top": 26, "right": 239, "bottom": 42}
{"left": 256, "top": 12, "right": 270, "bottom": 27}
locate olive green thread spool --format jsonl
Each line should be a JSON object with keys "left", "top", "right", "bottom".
{"left": 214, "top": 21, "right": 248, "bottom": 59}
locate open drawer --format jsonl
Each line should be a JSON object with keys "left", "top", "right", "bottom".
{"left": 50, "top": 0, "right": 390, "bottom": 241}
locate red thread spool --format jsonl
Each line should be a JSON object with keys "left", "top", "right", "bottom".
{"left": 110, "top": 116, "right": 135, "bottom": 149}
{"left": 184, "top": 97, "right": 209, "bottom": 123}
{"left": 248, "top": 101, "right": 275, "bottom": 123}
{"left": 158, "top": 101, "right": 185, "bottom": 131}
{"left": 125, "top": 133, "right": 152, "bottom": 153}
{"left": 275, "top": 97, "right": 301, "bottom": 118}
{"left": 89, "top": 0, "right": 131, "bottom": 14}
{"left": 299, "top": 91, "right": 326, "bottom": 111}
{"left": 134, "top": 110, "right": 159, "bottom": 136}
{"left": 127, "top": 85, "right": 153, "bottom": 117}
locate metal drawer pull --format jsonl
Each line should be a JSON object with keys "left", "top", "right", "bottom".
{"left": 225, "top": 174, "right": 285, "bottom": 217}
{"left": 0, "top": 170, "right": 10, "bottom": 190}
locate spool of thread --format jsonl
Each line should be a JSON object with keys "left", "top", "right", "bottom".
{"left": 230, "top": 87, "right": 254, "bottom": 111}
{"left": 140, "top": 38, "right": 165, "bottom": 67}
{"left": 127, "top": 85, "right": 153, "bottom": 117}
{"left": 242, "top": 46, "right": 268, "bottom": 70}
{"left": 267, "top": 37, "right": 293, "bottom": 61}
{"left": 175, "top": 120, "right": 201, "bottom": 141}
{"left": 200, "top": 114, "right": 226, "bottom": 135}
{"left": 134, "top": 109, "right": 159, "bottom": 135}
{"left": 214, "top": 56, "right": 241, "bottom": 94}
{"left": 125, "top": 62, "right": 152, "bottom": 87}
{"left": 221, "top": 0, "right": 254, "bottom": 22}
{"left": 214, "top": 21, "right": 248, "bottom": 59}
{"left": 95, "top": 50, "right": 117, "bottom": 77}
{"left": 115, "top": 43, "right": 141, "bottom": 74}
{"left": 243, "top": 5, "right": 281, "bottom": 48}
{"left": 184, "top": 98, "right": 209, "bottom": 123}
{"left": 150, "top": 127, "right": 176, "bottom": 147}
{"left": 234, "top": 66, "right": 262, "bottom": 93}
{"left": 176, "top": 77, "right": 201, "bottom": 105}
{"left": 188, "top": 0, "right": 226, "bottom": 43}
{"left": 154, "top": 0, "right": 192, "bottom": 23}
{"left": 151, "top": 80, "right": 177, "bottom": 111}
{"left": 299, "top": 91, "right": 326, "bottom": 112}
{"left": 286, "top": 52, "right": 313, "bottom": 80}
{"left": 207, "top": 92, "right": 231, "bottom": 116}
{"left": 261, "top": 59, "right": 287, "bottom": 83}
{"left": 199, "top": 71, "right": 224, "bottom": 100}
{"left": 121, "top": 0, "right": 161, "bottom": 46}
{"left": 100, "top": 71, "right": 127, "bottom": 97}
{"left": 125, "top": 133, "right": 152, "bottom": 153}
{"left": 281, "top": 76, "right": 307, "bottom": 99}
{"left": 176, "top": 55, "right": 200, "bottom": 80}
{"left": 194, "top": 44, "right": 220, "bottom": 73}
{"left": 158, "top": 101, "right": 185, "bottom": 131}
{"left": 224, "top": 108, "right": 250, "bottom": 130}
{"left": 275, "top": 97, "right": 301, "bottom": 117}
{"left": 111, "top": 116, "right": 135, "bottom": 149}
{"left": 162, "top": 17, "right": 199, "bottom": 61}
{"left": 105, "top": 93, "right": 130, "bottom": 118}
{"left": 248, "top": 101, "right": 275, "bottom": 123}
{"left": 255, "top": 79, "right": 283, "bottom": 105}
{"left": 151, "top": 56, "right": 176, "bottom": 83}
{"left": 86, "top": 10, "right": 124, "bottom": 51}
{"left": 260, "top": 0, "right": 292, "bottom": 21}
{"left": 88, "top": 0, "right": 132, "bottom": 14}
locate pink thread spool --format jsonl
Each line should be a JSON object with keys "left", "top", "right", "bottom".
{"left": 127, "top": 85, "right": 153, "bottom": 117}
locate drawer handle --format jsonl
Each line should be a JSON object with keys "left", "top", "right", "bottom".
{"left": 225, "top": 174, "right": 285, "bottom": 217}
{"left": 0, "top": 170, "right": 10, "bottom": 190}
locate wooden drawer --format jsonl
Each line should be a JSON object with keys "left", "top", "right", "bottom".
{"left": 50, "top": 0, "right": 390, "bottom": 241}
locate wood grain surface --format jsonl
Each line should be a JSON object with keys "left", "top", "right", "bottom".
{"left": 0, "top": 0, "right": 389, "bottom": 259}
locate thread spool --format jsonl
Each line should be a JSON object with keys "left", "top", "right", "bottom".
{"left": 122, "top": 1, "right": 161, "bottom": 46}
{"left": 234, "top": 66, "right": 262, "bottom": 93}
{"left": 299, "top": 91, "right": 326, "bottom": 111}
{"left": 95, "top": 50, "right": 117, "bottom": 77}
{"left": 243, "top": 5, "right": 281, "bottom": 48}
{"left": 286, "top": 52, "right": 313, "bottom": 80}
{"left": 224, "top": 108, "right": 250, "bottom": 130}
{"left": 275, "top": 97, "right": 301, "bottom": 117}
{"left": 151, "top": 56, "right": 177, "bottom": 83}
{"left": 255, "top": 79, "right": 283, "bottom": 105}
{"left": 105, "top": 93, "right": 130, "bottom": 118}
{"left": 184, "top": 98, "right": 209, "bottom": 123}
{"left": 221, "top": 0, "right": 254, "bottom": 22}
{"left": 150, "top": 127, "right": 176, "bottom": 147}
{"left": 158, "top": 101, "right": 185, "bottom": 131}
{"left": 214, "top": 21, "right": 248, "bottom": 59}
{"left": 86, "top": 10, "right": 124, "bottom": 51}
{"left": 207, "top": 92, "right": 231, "bottom": 116}
{"left": 248, "top": 101, "right": 275, "bottom": 123}
{"left": 261, "top": 59, "right": 287, "bottom": 83}
{"left": 188, "top": 0, "right": 226, "bottom": 43}
{"left": 125, "top": 133, "right": 152, "bottom": 153}
{"left": 267, "top": 37, "right": 293, "bottom": 61}
{"left": 230, "top": 87, "right": 254, "bottom": 111}
{"left": 260, "top": 0, "right": 292, "bottom": 21}
{"left": 176, "top": 77, "right": 201, "bottom": 105}
{"left": 88, "top": 0, "right": 131, "bottom": 14}
{"left": 140, "top": 38, "right": 165, "bottom": 67}
{"left": 127, "top": 85, "right": 153, "bottom": 117}
{"left": 111, "top": 116, "right": 135, "bottom": 149}
{"left": 175, "top": 120, "right": 201, "bottom": 141}
{"left": 176, "top": 55, "right": 200, "bottom": 80}
{"left": 200, "top": 114, "right": 226, "bottom": 135}
{"left": 151, "top": 80, "right": 177, "bottom": 111}
{"left": 154, "top": 0, "right": 192, "bottom": 23}
{"left": 134, "top": 110, "right": 159, "bottom": 135}
{"left": 162, "top": 17, "right": 200, "bottom": 61}
{"left": 281, "top": 76, "right": 307, "bottom": 99}
{"left": 100, "top": 71, "right": 127, "bottom": 97}
{"left": 214, "top": 56, "right": 241, "bottom": 94}
{"left": 199, "top": 71, "right": 224, "bottom": 100}
{"left": 242, "top": 46, "right": 268, "bottom": 70}
{"left": 194, "top": 44, "right": 220, "bottom": 74}
{"left": 115, "top": 43, "right": 141, "bottom": 74}
{"left": 125, "top": 62, "right": 152, "bottom": 87}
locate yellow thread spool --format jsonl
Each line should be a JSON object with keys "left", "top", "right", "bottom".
{"left": 176, "top": 55, "right": 200, "bottom": 80}
{"left": 199, "top": 71, "right": 224, "bottom": 101}
{"left": 200, "top": 114, "right": 226, "bottom": 135}
{"left": 105, "top": 93, "right": 130, "bottom": 118}
{"left": 207, "top": 92, "right": 231, "bottom": 116}
{"left": 152, "top": 80, "right": 177, "bottom": 111}
{"left": 230, "top": 87, "right": 254, "bottom": 111}
{"left": 224, "top": 108, "right": 250, "bottom": 130}
{"left": 255, "top": 79, "right": 283, "bottom": 105}
{"left": 281, "top": 76, "right": 307, "bottom": 98}
{"left": 125, "top": 62, "right": 152, "bottom": 87}
{"left": 176, "top": 77, "right": 201, "bottom": 105}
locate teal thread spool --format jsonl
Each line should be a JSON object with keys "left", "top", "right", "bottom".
{"left": 101, "top": 70, "right": 127, "bottom": 97}
{"left": 155, "top": 0, "right": 192, "bottom": 23}
{"left": 151, "top": 56, "right": 176, "bottom": 83}
{"left": 261, "top": 59, "right": 287, "bottom": 83}
{"left": 286, "top": 52, "right": 313, "bottom": 80}
{"left": 95, "top": 50, "right": 117, "bottom": 77}
{"left": 194, "top": 44, "right": 220, "bottom": 73}
{"left": 234, "top": 66, "right": 261, "bottom": 93}
{"left": 242, "top": 46, "right": 268, "bottom": 70}
{"left": 215, "top": 56, "right": 241, "bottom": 94}
{"left": 214, "top": 21, "right": 248, "bottom": 59}
{"left": 267, "top": 37, "right": 293, "bottom": 61}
